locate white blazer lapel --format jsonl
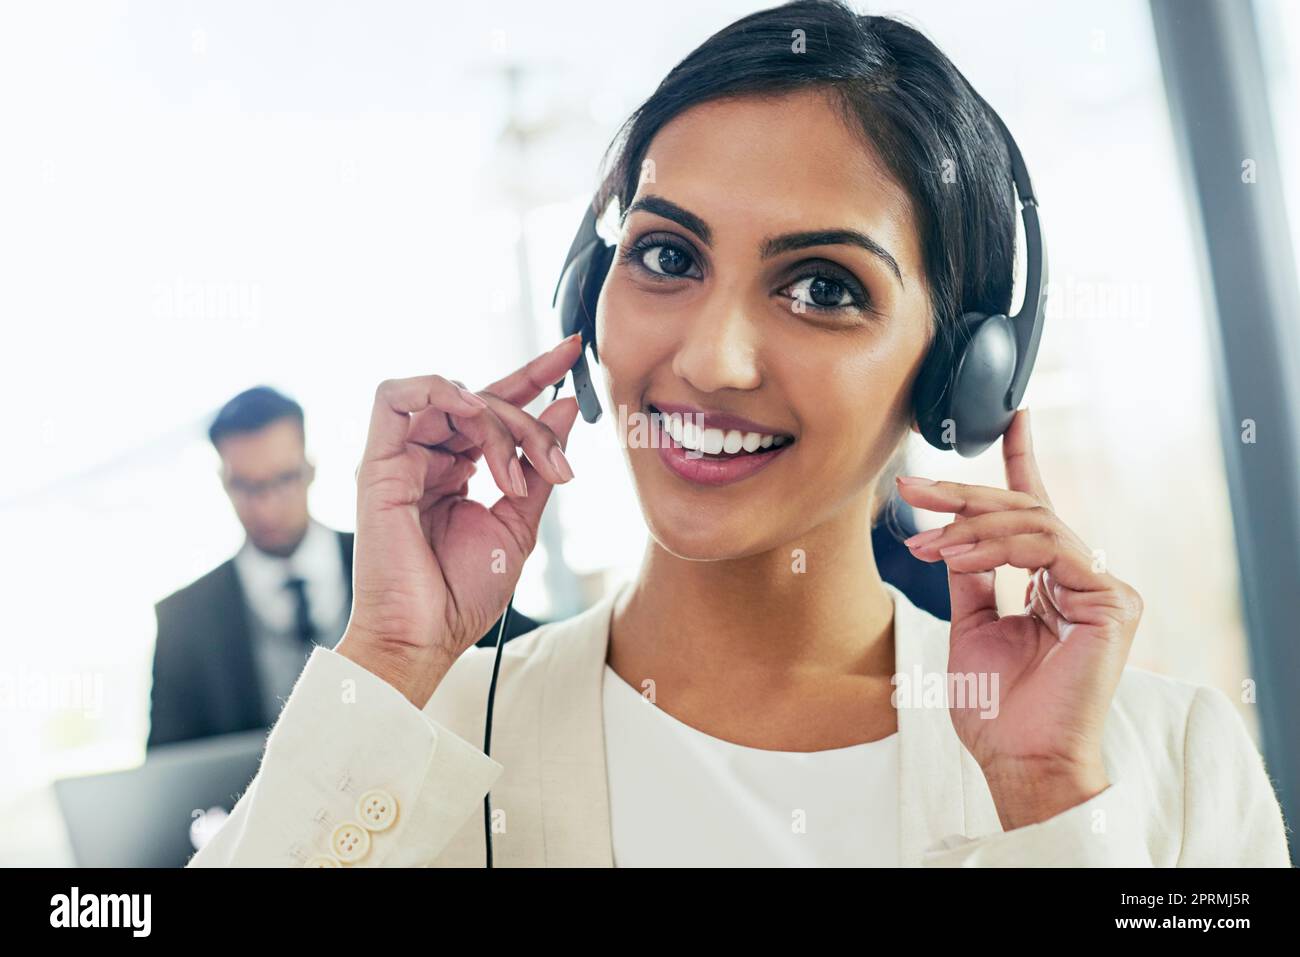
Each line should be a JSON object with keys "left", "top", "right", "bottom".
{"left": 888, "top": 583, "right": 996, "bottom": 865}
{"left": 535, "top": 582, "right": 626, "bottom": 866}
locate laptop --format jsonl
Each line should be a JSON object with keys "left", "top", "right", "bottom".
{"left": 54, "top": 729, "right": 268, "bottom": 867}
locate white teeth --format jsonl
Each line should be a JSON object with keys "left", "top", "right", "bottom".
{"left": 666, "top": 413, "right": 684, "bottom": 443}
{"left": 655, "top": 408, "right": 789, "bottom": 455}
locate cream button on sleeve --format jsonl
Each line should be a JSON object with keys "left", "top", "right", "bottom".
{"left": 330, "top": 822, "right": 372, "bottom": 863}
{"left": 356, "top": 788, "right": 399, "bottom": 832}
{"left": 305, "top": 855, "right": 342, "bottom": 867}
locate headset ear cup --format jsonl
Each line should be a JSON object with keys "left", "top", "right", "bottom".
{"left": 948, "top": 312, "right": 1018, "bottom": 456}
{"left": 912, "top": 341, "right": 952, "bottom": 449}
{"left": 913, "top": 312, "right": 986, "bottom": 450}
{"left": 552, "top": 235, "right": 614, "bottom": 423}
{"left": 582, "top": 243, "right": 615, "bottom": 365}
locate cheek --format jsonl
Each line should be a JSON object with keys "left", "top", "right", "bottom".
{"left": 846, "top": 311, "right": 930, "bottom": 425}
{"left": 854, "top": 344, "right": 918, "bottom": 425}
{"left": 594, "top": 278, "right": 661, "bottom": 397}
{"left": 799, "top": 333, "right": 920, "bottom": 468}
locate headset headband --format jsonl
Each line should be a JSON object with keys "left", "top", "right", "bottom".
{"left": 967, "top": 88, "right": 1048, "bottom": 412}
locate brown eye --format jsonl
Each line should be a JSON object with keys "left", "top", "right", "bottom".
{"left": 780, "top": 266, "right": 871, "bottom": 315}
{"left": 643, "top": 244, "right": 693, "bottom": 276}
{"left": 620, "top": 232, "right": 703, "bottom": 281}
{"left": 807, "top": 276, "right": 850, "bottom": 308}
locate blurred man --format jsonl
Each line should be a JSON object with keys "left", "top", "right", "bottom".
{"left": 147, "top": 385, "right": 539, "bottom": 748}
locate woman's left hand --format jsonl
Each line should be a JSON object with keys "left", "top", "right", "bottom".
{"left": 894, "top": 408, "right": 1144, "bottom": 830}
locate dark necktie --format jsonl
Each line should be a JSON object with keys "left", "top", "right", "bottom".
{"left": 284, "top": 576, "right": 318, "bottom": 646}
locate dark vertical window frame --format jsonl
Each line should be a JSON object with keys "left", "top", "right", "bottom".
{"left": 1149, "top": 0, "right": 1300, "bottom": 865}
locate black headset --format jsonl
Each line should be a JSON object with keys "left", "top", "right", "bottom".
{"left": 483, "top": 88, "right": 1047, "bottom": 866}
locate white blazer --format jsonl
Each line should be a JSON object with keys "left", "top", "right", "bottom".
{"left": 188, "top": 580, "right": 1293, "bottom": 867}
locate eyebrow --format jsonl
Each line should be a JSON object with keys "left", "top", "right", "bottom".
{"left": 620, "top": 193, "right": 904, "bottom": 289}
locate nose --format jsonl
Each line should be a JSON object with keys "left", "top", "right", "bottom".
{"left": 670, "top": 284, "right": 763, "bottom": 395}
{"left": 247, "top": 496, "right": 283, "bottom": 527}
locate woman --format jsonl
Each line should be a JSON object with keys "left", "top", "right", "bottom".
{"left": 191, "top": 0, "right": 1290, "bottom": 867}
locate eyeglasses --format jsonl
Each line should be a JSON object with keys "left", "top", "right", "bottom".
{"left": 224, "top": 464, "right": 311, "bottom": 501}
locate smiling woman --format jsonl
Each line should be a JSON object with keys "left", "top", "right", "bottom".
{"left": 598, "top": 88, "right": 932, "bottom": 563}
{"left": 188, "top": 0, "right": 1291, "bottom": 868}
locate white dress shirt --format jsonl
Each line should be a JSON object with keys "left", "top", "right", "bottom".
{"left": 601, "top": 663, "right": 899, "bottom": 867}
{"left": 233, "top": 519, "right": 350, "bottom": 721}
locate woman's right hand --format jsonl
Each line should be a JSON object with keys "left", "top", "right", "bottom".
{"left": 335, "top": 334, "right": 585, "bottom": 707}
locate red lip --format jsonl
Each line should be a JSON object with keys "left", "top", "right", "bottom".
{"left": 650, "top": 414, "right": 791, "bottom": 487}
{"left": 648, "top": 400, "right": 793, "bottom": 438}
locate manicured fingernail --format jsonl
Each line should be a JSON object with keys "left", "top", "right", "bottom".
{"left": 548, "top": 444, "right": 575, "bottom": 482}
{"left": 508, "top": 458, "right": 528, "bottom": 497}
{"left": 904, "top": 527, "right": 944, "bottom": 548}
{"left": 897, "top": 475, "right": 936, "bottom": 486}
{"left": 553, "top": 332, "right": 582, "bottom": 352}
{"left": 458, "top": 386, "right": 488, "bottom": 408}
{"left": 939, "top": 542, "right": 976, "bottom": 557}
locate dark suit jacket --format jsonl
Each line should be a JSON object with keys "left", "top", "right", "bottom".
{"left": 872, "top": 501, "right": 953, "bottom": 622}
{"left": 147, "top": 529, "right": 542, "bottom": 749}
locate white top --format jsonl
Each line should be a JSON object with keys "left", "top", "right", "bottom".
{"left": 601, "top": 663, "right": 899, "bottom": 867}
